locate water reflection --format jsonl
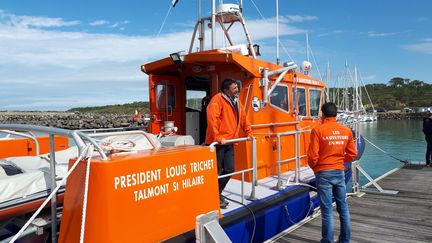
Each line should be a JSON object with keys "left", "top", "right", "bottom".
{"left": 359, "top": 120, "right": 425, "bottom": 184}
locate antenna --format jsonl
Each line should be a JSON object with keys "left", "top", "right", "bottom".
{"left": 198, "top": 0, "right": 204, "bottom": 51}
{"left": 276, "top": 0, "right": 280, "bottom": 65}
{"left": 306, "top": 31, "right": 310, "bottom": 62}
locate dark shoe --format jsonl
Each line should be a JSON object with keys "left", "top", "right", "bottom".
{"left": 220, "top": 196, "right": 229, "bottom": 209}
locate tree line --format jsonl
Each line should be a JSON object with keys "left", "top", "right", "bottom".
{"left": 68, "top": 77, "right": 431, "bottom": 114}
{"left": 329, "top": 77, "right": 432, "bottom": 110}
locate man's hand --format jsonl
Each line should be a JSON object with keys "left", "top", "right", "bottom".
{"left": 220, "top": 138, "right": 227, "bottom": 144}
{"left": 247, "top": 135, "right": 253, "bottom": 141}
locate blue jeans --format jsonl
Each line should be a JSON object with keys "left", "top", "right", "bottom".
{"left": 316, "top": 170, "right": 350, "bottom": 243}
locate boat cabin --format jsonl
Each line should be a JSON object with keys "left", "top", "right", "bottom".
{"left": 142, "top": 48, "right": 325, "bottom": 180}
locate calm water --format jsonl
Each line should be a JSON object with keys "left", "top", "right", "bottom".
{"left": 358, "top": 119, "right": 426, "bottom": 185}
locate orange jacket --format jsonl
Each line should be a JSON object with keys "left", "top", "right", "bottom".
{"left": 307, "top": 117, "right": 357, "bottom": 173}
{"left": 205, "top": 93, "right": 252, "bottom": 144}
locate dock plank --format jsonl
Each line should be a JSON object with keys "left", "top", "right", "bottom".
{"left": 270, "top": 165, "right": 432, "bottom": 243}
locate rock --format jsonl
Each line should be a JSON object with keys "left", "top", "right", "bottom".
{"left": 0, "top": 111, "right": 148, "bottom": 130}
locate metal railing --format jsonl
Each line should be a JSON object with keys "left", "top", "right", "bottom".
{"left": 0, "top": 124, "right": 108, "bottom": 243}
{"left": 209, "top": 137, "right": 257, "bottom": 201}
{"left": 0, "top": 129, "right": 40, "bottom": 155}
{"left": 276, "top": 129, "right": 311, "bottom": 190}
{"left": 87, "top": 130, "right": 159, "bottom": 149}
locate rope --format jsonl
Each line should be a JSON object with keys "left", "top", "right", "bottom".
{"left": 249, "top": 0, "right": 294, "bottom": 62}
{"left": 362, "top": 136, "right": 409, "bottom": 164}
{"left": 79, "top": 145, "right": 94, "bottom": 243}
{"left": 9, "top": 145, "right": 91, "bottom": 243}
{"left": 156, "top": 5, "right": 174, "bottom": 38}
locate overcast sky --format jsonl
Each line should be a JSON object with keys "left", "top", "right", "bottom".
{"left": 1, "top": 0, "right": 431, "bottom": 111}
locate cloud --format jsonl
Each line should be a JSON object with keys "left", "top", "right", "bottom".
{"left": 0, "top": 10, "right": 80, "bottom": 28}
{"left": 367, "top": 31, "right": 401, "bottom": 37}
{"left": 0, "top": 11, "right": 306, "bottom": 110}
{"left": 401, "top": 42, "right": 432, "bottom": 54}
{"left": 89, "top": 20, "right": 109, "bottom": 26}
{"left": 109, "top": 20, "right": 129, "bottom": 29}
{"left": 318, "top": 30, "right": 343, "bottom": 37}
{"left": 285, "top": 15, "right": 318, "bottom": 23}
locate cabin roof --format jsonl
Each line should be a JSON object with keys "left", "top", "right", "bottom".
{"left": 141, "top": 50, "right": 324, "bottom": 87}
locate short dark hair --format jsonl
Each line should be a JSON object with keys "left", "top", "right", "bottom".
{"left": 221, "top": 78, "right": 237, "bottom": 92}
{"left": 321, "top": 102, "right": 338, "bottom": 117}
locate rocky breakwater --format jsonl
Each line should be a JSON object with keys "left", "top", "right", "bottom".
{"left": 0, "top": 111, "right": 136, "bottom": 130}
{"left": 377, "top": 112, "right": 426, "bottom": 120}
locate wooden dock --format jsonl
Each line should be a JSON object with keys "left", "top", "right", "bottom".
{"left": 269, "top": 165, "right": 432, "bottom": 243}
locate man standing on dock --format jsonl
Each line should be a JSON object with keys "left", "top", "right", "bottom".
{"left": 423, "top": 111, "right": 432, "bottom": 166}
{"left": 206, "top": 78, "right": 252, "bottom": 209}
{"left": 308, "top": 102, "right": 357, "bottom": 243}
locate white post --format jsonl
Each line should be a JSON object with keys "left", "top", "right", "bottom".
{"left": 211, "top": 0, "right": 216, "bottom": 49}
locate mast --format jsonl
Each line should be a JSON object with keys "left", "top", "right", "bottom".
{"left": 326, "top": 61, "right": 330, "bottom": 102}
{"left": 199, "top": 0, "right": 204, "bottom": 51}
{"left": 354, "top": 65, "right": 359, "bottom": 112}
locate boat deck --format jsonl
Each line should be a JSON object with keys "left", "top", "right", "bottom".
{"left": 269, "top": 164, "right": 432, "bottom": 243}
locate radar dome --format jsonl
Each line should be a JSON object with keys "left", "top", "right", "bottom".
{"left": 301, "top": 61, "right": 312, "bottom": 72}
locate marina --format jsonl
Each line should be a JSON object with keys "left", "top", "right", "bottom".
{"left": 269, "top": 164, "right": 432, "bottom": 243}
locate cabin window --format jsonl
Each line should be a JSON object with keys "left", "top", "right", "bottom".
{"left": 186, "top": 90, "right": 207, "bottom": 111}
{"left": 292, "top": 87, "right": 307, "bottom": 116}
{"left": 270, "top": 85, "right": 289, "bottom": 112}
{"left": 309, "top": 89, "right": 321, "bottom": 117}
{"left": 156, "top": 84, "right": 176, "bottom": 110}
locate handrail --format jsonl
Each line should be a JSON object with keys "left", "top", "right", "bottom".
{"left": 251, "top": 121, "right": 299, "bottom": 128}
{"left": 209, "top": 137, "right": 249, "bottom": 151}
{"left": 261, "top": 62, "right": 298, "bottom": 107}
{"left": 78, "top": 127, "right": 125, "bottom": 134}
{"left": 276, "top": 129, "right": 311, "bottom": 190}
{"left": 87, "top": 130, "right": 159, "bottom": 150}
{"left": 0, "top": 124, "right": 108, "bottom": 160}
{"left": 0, "top": 129, "right": 40, "bottom": 155}
{"left": 209, "top": 136, "right": 257, "bottom": 200}
{"left": 218, "top": 168, "right": 254, "bottom": 204}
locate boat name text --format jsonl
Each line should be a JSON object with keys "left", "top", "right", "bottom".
{"left": 112, "top": 159, "right": 214, "bottom": 202}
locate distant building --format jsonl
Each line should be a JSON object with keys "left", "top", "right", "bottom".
{"left": 402, "top": 107, "right": 413, "bottom": 113}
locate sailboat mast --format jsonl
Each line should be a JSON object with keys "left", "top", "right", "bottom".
{"left": 276, "top": 0, "right": 280, "bottom": 65}
{"left": 354, "top": 65, "right": 359, "bottom": 112}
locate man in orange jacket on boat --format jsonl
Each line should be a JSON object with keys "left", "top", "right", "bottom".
{"left": 307, "top": 102, "right": 357, "bottom": 243}
{"left": 206, "top": 78, "right": 252, "bottom": 209}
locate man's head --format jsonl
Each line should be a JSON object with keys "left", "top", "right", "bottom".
{"left": 321, "top": 102, "right": 338, "bottom": 118}
{"left": 221, "top": 78, "right": 239, "bottom": 99}
{"left": 426, "top": 111, "right": 432, "bottom": 118}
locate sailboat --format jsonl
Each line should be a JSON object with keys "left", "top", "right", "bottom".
{"left": 0, "top": 1, "right": 363, "bottom": 242}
